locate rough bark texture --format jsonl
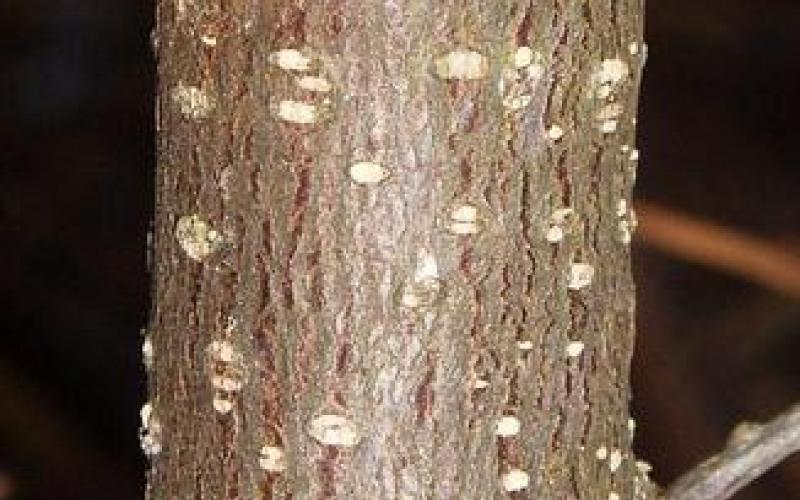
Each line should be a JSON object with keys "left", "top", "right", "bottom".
{"left": 146, "top": 1, "right": 653, "bottom": 499}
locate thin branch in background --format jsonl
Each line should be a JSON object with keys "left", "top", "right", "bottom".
{"left": 636, "top": 202, "right": 800, "bottom": 299}
{"left": 665, "top": 403, "right": 800, "bottom": 500}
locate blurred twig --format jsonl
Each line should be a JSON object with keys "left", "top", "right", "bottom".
{"left": 665, "top": 403, "right": 800, "bottom": 500}
{"left": 637, "top": 202, "right": 800, "bottom": 299}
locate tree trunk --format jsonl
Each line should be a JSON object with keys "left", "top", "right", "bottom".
{"left": 145, "top": 1, "right": 653, "bottom": 498}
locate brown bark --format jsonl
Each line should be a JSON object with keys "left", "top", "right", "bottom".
{"left": 666, "top": 403, "right": 800, "bottom": 500}
{"left": 146, "top": 1, "right": 652, "bottom": 498}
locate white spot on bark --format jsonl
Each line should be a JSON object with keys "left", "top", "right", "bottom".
{"left": 211, "top": 374, "right": 244, "bottom": 392}
{"left": 509, "top": 46, "right": 544, "bottom": 80}
{"left": 609, "top": 493, "right": 620, "bottom": 500}
{"left": 512, "top": 46, "right": 534, "bottom": 69}
{"left": 140, "top": 402, "right": 153, "bottom": 428}
{"left": 636, "top": 460, "right": 653, "bottom": 474}
{"left": 448, "top": 204, "right": 480, "bottom": 235}
{"left": 213, "top": 394, "right": 234, "bottom": 414}
{"left": 630, "top": 149, "right": 640, "bottom": 161}
{"left": 591, "top": 58, "right": 630, "bottom": 100}
{"left": 609, "top": 448, "right": 623, "bottom": 472}
{"left": 496, "top": 416, "right": 521, "bottom": 437}
{"left": 474, "top": 379, "right": 490, "bottom": 389}
{"left": 517, "top": 340, "right": 534, "bottom": 351}
{"left": 139, "top": 403, "right": 162, "bottom": 456}
{"left": 296, "top": 75, "right": 332, "bottom": 93}
{"left": 207, "top": 340, "right": 236, "bottom": 363}
{"left": 568, "top": 262, "right": 595, "bottom": 290}
{"left": 414, "top": 249, "right": 439, "bottom": 282}
{"left": 259, "top": 446, "right": 287, "bottom": 472}
{"left": 565, "top": 341, "right": 585, "bottom": 358}
{"left": 617, "top": 199, "right": 629, "bottom": 218}
{"left": 175, "top": 215, "right": 223, "bottom": 261}
{"left": 269, "top": 48, "right": 312, "bottom": 71}
{"left": 546, "top": 125, "right": 564, "bottom": 141}
{"left": 629, "top": 42, "right": 640, "bottom": 55}
{"left": 596, "top": 446, "right": 609, "bottom": 460}
{"left": 205, "top": 339, "right": 247, "bottom": 398}
{"left": 140, "top": 432, "right": 162, "bottom": 456}
{"left": 594, "top": 58, "right": 630, "bottom": 86}
{"left": 434, "top": 49, "right": 488, "bottom": 80}
{"left": 545, "top": 208, "right": 575, "bottom": 243}
{"left": 599, "top": 119, "right": 618, "bottom": 134}
{"left": 142, "top": 337, "right": 153, "bottom": 369}
{"left": 628, "top": 417, "right": 637, "bottom": 435}
{"left": 308, "top": 414, "right": 362, "bottom": 447}
{"left": 545, "top": 225, "right": 564, "bottom": 243}
{"left": 501, "top": 469, "right": 530, "bottom": 492}
{"left": 503, "top": 94, "right": 532, "bottom": 110}
{"left": 200, "top": 34, "right": 217, "bottom": 47}
{"left": 618, "top": 220, "right": 632, "bottom": 245}
{"left": 349, "top": 161, "right": 389, "bottom": 185}
{"left": 275, "top": 100, "right": 317, "bottom": 124}
{"left": 171, "top": 83, "right": 215, "bottom": 119}
{"left": 451, "top": 204, "right": 477, "bottom": 222}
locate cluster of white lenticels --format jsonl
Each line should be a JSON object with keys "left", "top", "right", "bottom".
{"left": 431, "top": 43, "right": 644, "bottom": 494}
{"left": 205, "top": 338, "right": 247, "bottom": 415}
{"left": 500, "top": 46, "right": 546, "bottom": 111}
{"left": 268, "top": 48, "right": 333, "bottom": 125}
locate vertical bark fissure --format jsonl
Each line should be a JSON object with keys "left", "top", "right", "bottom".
{"left": 148, "top": 0, "right": 653, "bottom": 499}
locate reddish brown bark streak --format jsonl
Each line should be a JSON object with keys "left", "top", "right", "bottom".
{"left": 148, "top": 0, "right": 652, "bottom": 499}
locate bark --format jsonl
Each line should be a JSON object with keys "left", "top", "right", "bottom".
{"left": 146, "top": 0, "right": 652, "bottom": 499}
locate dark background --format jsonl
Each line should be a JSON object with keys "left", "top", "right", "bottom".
{"left": 1, "top": 1, "right": 798, "bottom": 499}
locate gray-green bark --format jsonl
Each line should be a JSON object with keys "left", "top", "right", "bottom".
{"left": 145, "top": 1, "right": 653, "bottom": 498}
